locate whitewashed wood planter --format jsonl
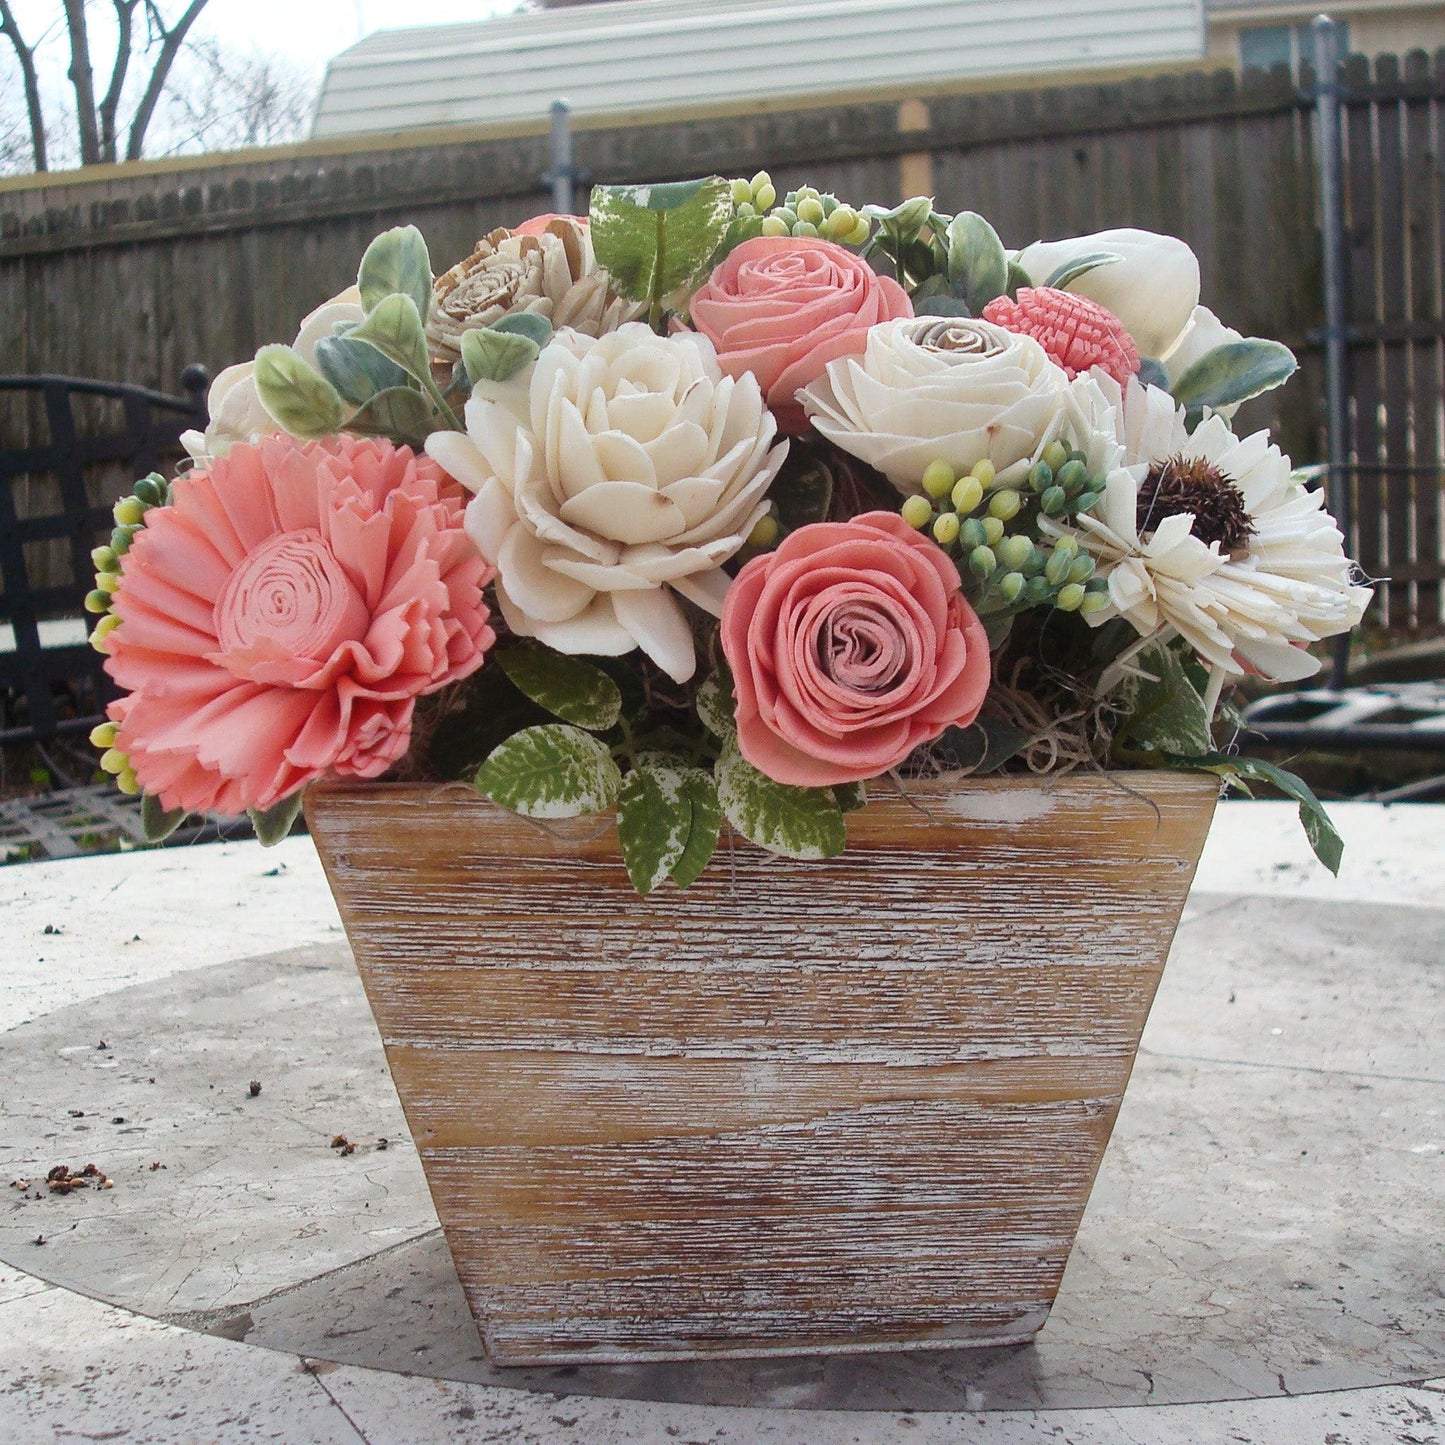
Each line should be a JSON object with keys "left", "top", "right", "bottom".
{"left": 305, "top": 771, "right": 1216, "bottom": 1366}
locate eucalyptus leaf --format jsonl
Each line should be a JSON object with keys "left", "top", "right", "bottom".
{"left": 911, "top": 294, "right": 974, "bottom": 317}
{"left": 345, "top": 292, "right": 433, "bottom": 386}
{"left": 1167, "top": 751, "right": 1343, "bottom": 876}
{"left": 343, "top": 387, "right": 434, "bottom": 449}
{"left": 357, "top": 224, "right": 433, "bottom": 318}
{"left": 935, "top": 718, "right": 1032, "bottom": 774}
{"left": 1170, "top": 338, "right": 1298, "bottom": 411}
{"left": 141, "top": 792, "right": 187, "bottom": 844}
{"left": 1137, "top": 356, "right": 1170, "bottom": 390}
{"left": 1044, "top": 250, "right": 1123, "bottom": 290}
{"left": 616, "top": 761, "right": 693, "bottom": 895}
{"left": 253, "top": 345, "right": 347, "bottom": 439}
{"left": 590, "top": 176, "right": 734, "bottom": 305}
{"left": 314, "top": 332, "right": 410, "bottom": 405}
{"left": 248, "top": 791, "right": 305, "bottom": 847}
{"left": 770, "top": 449, "right": 834, "bottom": 532}
{"left": 475, "top": 724, "right": 622, "bottom": 819}
{"left": 461, "top": 327, "right": 540, "bottom": 385}
{"left": 1004, "top": 260, "right": 1031, "bottom": 301}
{"left": 670, "top": 768, "right": 722, "bottom": 888}
{"left": 488, "top": 312, "right": 554, "bottom": 346}
{"left": 946, "top": 211, "right": 1009, "bottom": 314}
{"left": 497, "top": 648, "right": 622, "bottom": 730}
{"left": 714, "top": 744, "right": 846, "bottom": 861}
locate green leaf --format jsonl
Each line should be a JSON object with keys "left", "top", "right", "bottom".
{"left": 253, "top": 345, "right": 347, "bottom": 439}
{"left": 670, "top": 768, "right": 722, "bottom": 888}
{"left": 141, "top": 792, "right": 187, "bottom": 844}
{"left": 1137, "top": 356, "right": 1170, "bottom": 390}
{"left": 488, "top": 312, "right": 554, "bottom": 346}
{"left": 461, "top": 326, "right": 540, "bottom": 384}
{"left": 770, "top": 448, "right": 834, "bottom": 532}
{"left": 911, "top": 294, "right": 974, "bottom": 317}
{"left": 248, "top": 791, "right": 304, "bottom": 847}
{"left": 946, "top": 211, "right": 1009, "bottom": 314}
{"left": 590, "top": 176, "right": 734, "bottom": 304}
{"left": 342, "top": 386, "right": 434, "bottom": 449}
{"left": 616, "top": 761, "right": 693, "bottom": 895}
{"left": 1167, "top": 752, "right": 1343, "bottom": 877}
{"left": 1044, "top": 250, "right": 1123, "bottom": 290}
{"left": 695, "top": 672, "right": 737, "bottom": 740}
{"left": 1122, "top": 643, "right": 1213, "bottom": 757}
{"left": 936, "top": 718, "right": 1032, "bottom": 774}
{"left": 714, "top": 744, "right": 846, "bottom": 861}
{"left": 425, "top": 667, "right": 550, "bottom": 780}
{"left": 1170, "top": 338, "right": 1298, "bottom": 411}
{"left": 357, "top": 224, "right": 433, "bottom": 318}
{"left": 1004, "top": 259, "right": 1031, "bottom": 301}
{"left": 475, "top": 724, "right": 622, "bottom": 818}
{"left": 497, "top": 648, "right": 622, "bottom": 730}
{"left": 314, "top": 332, "right": 410, "bottom": 405}
{"left": 345, "top": 292, "right": 433, "bottom": 387}
{"left": 832, "top": 780, "right": 868, "bottom": 812}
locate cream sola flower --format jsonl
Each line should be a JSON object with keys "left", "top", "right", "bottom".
{"left": 426, "top": 323, "right": 786, "bottom": 684}
{"left": 798, "top": 316, "right": 1107, "bottom": 493}
{"left": 1045, "top": 376, "right": 1372, "bottom": 697}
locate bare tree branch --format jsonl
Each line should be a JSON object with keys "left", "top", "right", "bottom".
{"left": 0, "top": 0, "right": 50, "bottom": 170}
{"left": 62, "top": 0, "right": 102, "bottom": 166}
{"left": 126, "top": 0, "right": 210, "bottom": 161}
{"left": 99, "top": 1, "right": 143, "bottom": 163}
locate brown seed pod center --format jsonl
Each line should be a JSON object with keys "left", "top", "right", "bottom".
{"left": 1137, "top": 454, "right": 1255, "bottom": 555}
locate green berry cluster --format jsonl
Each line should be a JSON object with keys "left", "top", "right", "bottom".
{"left": 86, "top": 472, "right": 170, "bottom": 654}
{"left": 88, "top": 720, "right": 139, "bottom": 796}
{"left": 900, "top": 443, "right": 1110, "bottom": 617}
{"left": 729, "top": 173, "right": 870, "bottom": 247}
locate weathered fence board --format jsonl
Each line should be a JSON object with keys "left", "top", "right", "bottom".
{"left": 3, "top": 54, "right": 1443, "bottom": 627}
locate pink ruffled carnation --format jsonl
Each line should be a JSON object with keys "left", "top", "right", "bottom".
{"left": 103, "top": 435, "right": 495, "bottom": 816}
{"left": 982, "top": 285, "right": 1141, "bottom": 383}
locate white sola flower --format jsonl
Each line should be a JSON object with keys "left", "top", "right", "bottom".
{"left": 426, "top": 324, "right": 786, "bottom": 684}
{"left": 1048, "top": 376, "right": 1372, "bottom": 690}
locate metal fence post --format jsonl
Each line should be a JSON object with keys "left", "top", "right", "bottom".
{"left": 1313, "top": 14, "right": 1353, "bottom": 688}
{"left": 549, "top": 99, "right": 574, "bottom": 215}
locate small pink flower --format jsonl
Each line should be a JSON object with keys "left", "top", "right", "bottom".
{"left": 982, "top": 286, "right": 1140, "bottom": 384}
{"left": 690, "top": 236, "right": 912, "bottom": 433}
{"left": 103, "top": 435, "right": 495, "bottom": 816}
{"left": 720, "top": 512, "right": 990, "bottom": 786}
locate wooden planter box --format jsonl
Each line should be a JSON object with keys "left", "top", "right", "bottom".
{"left": 305, "top": 771, "right": 1216, "bottom": 1365}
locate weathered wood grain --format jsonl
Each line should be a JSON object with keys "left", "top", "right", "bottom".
{"left": 305, "top": 772, "right": 1217, "bottom": 1364}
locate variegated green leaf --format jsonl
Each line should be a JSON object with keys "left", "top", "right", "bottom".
{"left": 1122, "top": 644, "right": 1213, "bottom": 757}
{"left": 670, "top": 768, "right": 722, "bottom": 888}
{"left": 616, "top": 761, "right": 693, "bottom": 895}
{"left": 695, "top": 673, "right": 737, "bottom": 740}
{"left": 715, "top": 744, "right": 846, "bottom": 861}
{"left": 474, "top": 724, "right": 621, "bottom": 819}
{"left": 497, "top": 649, "right": 622, "bottom": 730}
{"left": 590, "top": 177, "right": 734, "bottom": 303}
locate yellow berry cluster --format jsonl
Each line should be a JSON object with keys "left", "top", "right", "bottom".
{"left": 729, "top": 173, "right": 870, "bottom": 247}
{"left": 901, "top": 448, "right": 1110, "bottom": 616}
{"left": 88, "top": 720, "right": 139, "bottom": 795}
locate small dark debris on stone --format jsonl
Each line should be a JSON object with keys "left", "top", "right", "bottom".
{"left": 147, "top": 1162, "right": 166, "bottom": 1172}
{"left": 248, "top": 1080, "right": 262, "bottom": 1097}
{"left": 32, "top": 1234, "right": 44, "bottom": 1246}
{"left": 261, "top": 864, "right": 286, "bottom": 877}
{"left": 43, "top": 923, "right": 61, "bottom": 935}
{"left": 43, "top": 1163, "right": 112, "bottom": 1194}
{"left": 96, "top": 1041, "right": 109, "bottom": 1051}
{"left": 9, "top": 1179, "right": 28, "bottom": 1190}
{"left": 330, "top": 1134, "right": 349, "bottom": 1150}
{"left": 376, "top": 1137, "right": 389, "bottom": 1151}
{"left": 111, "top": 1116, "right": 126, "bottom": 1125}
{"left": 68, "top": 1109, "right": 84, "bottom": 1118}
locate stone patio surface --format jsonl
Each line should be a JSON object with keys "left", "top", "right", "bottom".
{"left": 0, "top": 799, "right": 1441, "bottom": 1444}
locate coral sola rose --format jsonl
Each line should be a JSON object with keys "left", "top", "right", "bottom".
{"left": 689, "top": 235, "right": 912, "bottom": 433}
{"left": 101, "top": 435, "right": 495, "bottom": 816}
{"left": 721, "top": 512, "right": 991, "bottom": 787}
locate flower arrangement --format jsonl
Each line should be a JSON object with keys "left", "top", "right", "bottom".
{"left": 84, "top": 173, "right": 1370, "bottom": 890}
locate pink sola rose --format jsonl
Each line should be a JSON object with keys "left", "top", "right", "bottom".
{"left": 690, "top": 235, "right": 912, "bottom": 434}
{"left": 982, "top": 285, "right": 1140, "bottom": 385}
{"left": 720, "top": 512, "right": 991, "bottom": 787}
{"left": 102, "top": 435, "right": 495, "bottom": 816}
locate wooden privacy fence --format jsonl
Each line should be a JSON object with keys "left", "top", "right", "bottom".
{"left": 2, "top": 54, "right": 1443, "bottom": 629}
